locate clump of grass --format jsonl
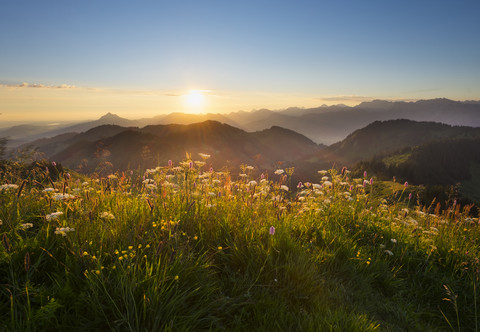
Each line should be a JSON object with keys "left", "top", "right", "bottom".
{"left": 0, "top": 158, "right": 479, "bottom": 330}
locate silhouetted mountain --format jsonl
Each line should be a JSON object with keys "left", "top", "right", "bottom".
{"left": 328, "top": 119, "right": 480, "bottom": 164}
{"left": 36, "top": 121, "right": 321, "bottom": 173}
{"left": 325, "top": 119, "right": 480, "bottom": 204}
{"left": 28, "top": 125, "right": 136, "bottom": 157}
{"left": 240, "top": 99, "right": 480, "bottom": 144}
{"left": 4, "top": 98, "right": 480, "bottom": 147}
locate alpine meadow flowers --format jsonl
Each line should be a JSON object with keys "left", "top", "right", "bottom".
{"left": 0, "top": 158, "right": 478, "bottom": 331}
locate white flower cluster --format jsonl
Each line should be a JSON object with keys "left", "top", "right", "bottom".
{"left": 53, "top": 193, "right": 76, "bottom": 201}
{"left": 0, "top": 184, "right": 19, "bottom": 191}
{"left": 46, "top": 211, "right": 63, "bottom": 221}
{"left": 100, "top": 212, "right": 115, "bottom": 220}
{"left": 55, "top": 227, "right": 75, "bottom": 236}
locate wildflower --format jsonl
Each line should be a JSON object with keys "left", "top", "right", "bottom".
{"left": 198, "top": 153, "right": 211, "bottom": 159}
{"left": 363, "top": 171, "right": 367, "bottom": 178}
{"left": 46, "top": 211, "right": 63, "bottom": 221}
{"left": 168, "top": 160, "right": 173, "bottom": 167}
{"left": 100, "top": 212, "right": 115, "bottom": 220}
{"left": 404, "top": 181, "right": 408, "bottom": 187}
{"left": 280, "top": 185, "right": 289, "bottom": 191}
{"left": 318, "top": 170, "right": 327, "bottom": 175}
{"left": 218, "top": 246, "right": 223, "bottom": 250}
{"left": 95, "top": 270, "right": 101, "bottom": 275}
{"left": 248, "top": 180, "right": 257, "bottom": 186}
{"left": 54, "top": 226, "right": 74, "bottom": 236}
{"left": 390, "top": 239, "right": 397, "bottom": 244}
{"left": 246, "top": 165, "right": 254, "bottom": 170}
{"left": 174, "top": 275, "right": 179, "bottom": 281}
{"left": 193, "top": 236, "right": 198, "bottom": 240}
{"left": 239, "top": 173, "right": 247, "bottom": 178}
{"left": 0, "top": 184, "right": 19, "bottom": 191}
{"left": 269, "top": 226, "right": 275, "bottom": 235}
{"left": 384, "top": 250, "right": 394, "bottom": 256}
{"left": 52, "top": 193, "right": 76, "bottom": 201}
{"left": 52, "top": 161, "right": 57, "bottom": 167}
{"left": 83, "top": 251, "right": 89, "bottom": 256}
{"left": 20, "top": 223, "right": 33, "bottom": 229}
{"left": 128, "top": 246, "right": 133, "bottom": 250}
{"left": 323, "top": 181, "right": 333, "bottom": 188}
{"left": 42, "top": 187, "right": 55, "bottom": 193}
{"left": 321, "top": 176, "right": 329, "bottom": 181}
{"left": 369, "top": 178, "right": 373, "bottom": 185}
{"left": 274, "top": 169, "right": 284, "bottom": 175}
{"left": 409, "top": 193, "right": 412, "bottom": 200}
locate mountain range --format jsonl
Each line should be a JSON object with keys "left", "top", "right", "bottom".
{"left": 3, "top": 98, "right": 480, "bottom": 147}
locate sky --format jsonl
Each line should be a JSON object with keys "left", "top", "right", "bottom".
{"left": 1, "top": 0, "right": 479, "bottom": 123}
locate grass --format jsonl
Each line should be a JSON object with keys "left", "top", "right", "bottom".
{"left": 1, "top": 158, "right": 479, "bottom": 331}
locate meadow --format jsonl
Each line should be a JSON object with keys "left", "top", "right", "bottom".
{"left": 1, "top": 155, "right": 479, "bottom": 331}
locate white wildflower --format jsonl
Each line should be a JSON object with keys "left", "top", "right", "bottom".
{"left": 323, "top": 181, "right": 333, "bottom": 187}
{"left": 248, "top": 181, "right": 258, "bottom": 186}
{"left": 274, "top": 169, "right": 284, "bottom": 175}
{"left": 42, "top": 187, "right": 56, "bottom": 193}
{"left": 318, "top": 170, "right": 327, "bottom": 175}
{"left": 280, "top": 185, "right": 289, "bottom": 191}
{"left": 55, "top": 227, "right": 75, "bottom": 236}
{"left": 20, "top": 223, "right": 33, "bottom": 229}
{"left": 0, "top": 184, "right": 19, "bottom": 191}
{"left": 53, "top": 193, "right": 75, "bottom": 201}
{"left": 100, "top": 212, "right": 115, "bottom": 220}
{"left": 46, "top": 211, "right": 63, "bottom": 221}
{"left": 384, "top": 250, "right": 394, "bottom": 256}
{"left": 390, "top": 238, "right": 397, "bottom": 244}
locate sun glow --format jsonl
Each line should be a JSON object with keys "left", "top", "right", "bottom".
{"left": 183, "top": 90, "right": 206, "bottom": 113}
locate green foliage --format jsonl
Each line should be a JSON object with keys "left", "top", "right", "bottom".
{"left": 0, "top": 159, "right": 479, "bottom": 331}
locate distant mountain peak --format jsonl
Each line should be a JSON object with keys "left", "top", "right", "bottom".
{"left": 99, "top": 112, "right": 122, "bottom": 121}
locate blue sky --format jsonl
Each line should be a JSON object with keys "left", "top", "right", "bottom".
{"left": 1, "top": 0, "right": 479, "bottom": 121}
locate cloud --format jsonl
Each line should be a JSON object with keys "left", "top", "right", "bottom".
{"left": 1, "top": 82, "right": 77, "bottom": 89}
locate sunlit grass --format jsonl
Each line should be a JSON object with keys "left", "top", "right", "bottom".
{"left": 0, "top": 157, "right": 479, "bottom": 330}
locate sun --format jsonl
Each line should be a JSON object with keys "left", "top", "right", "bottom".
{"left": 184, "top": 90, "right": 206, "bottom": 113}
